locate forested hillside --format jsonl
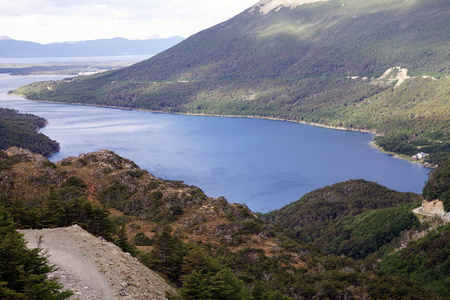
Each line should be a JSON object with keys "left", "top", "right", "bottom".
{"left": 264, "top": 179, "right": 423, "bottom": 259}
{"left": 13, "top": 0, "right": 450, "bottom": 162}
{"left": 0, "top": 108, "right": 59, "bottom": 157}
{"left": 1, "top": 147, "right": 449, "bottom": 299}
{"left": 380, "top": 223, "right": 450, "bottom": 296}
{"left": 423, "top": 159, "right": 450, "bottom": 211}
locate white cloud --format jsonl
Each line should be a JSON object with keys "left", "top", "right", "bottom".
{"left": 0, "top": 0, "right": 257, "bottom": 43}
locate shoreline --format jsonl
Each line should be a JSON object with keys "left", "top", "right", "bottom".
{"left": 181, "top": 111, "right": 377, "bottom": 134}
{"left": 11, "top": 92, "right": 433, "bottom": 169}
{"left": 17, "top": 96, "right": 377, "bottom": 134}
{"left": 368, "top": 141, "right": 435, "bottom": 169}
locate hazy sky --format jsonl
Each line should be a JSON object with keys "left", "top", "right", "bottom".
{"left": 0, "top": 0, "right": 258, "bottom": 44}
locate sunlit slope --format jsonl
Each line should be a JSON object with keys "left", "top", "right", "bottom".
{"left": 16, "top": 0, "right": 449, "bottom": 106}
{"left": 105, "top": 0, "right": 449, "bottom": 80}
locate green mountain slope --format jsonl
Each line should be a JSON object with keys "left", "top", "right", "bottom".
{"left": 264, "top": 179, "right": 422, "bottom": 256}
{"left": 423, "top": 158, "right": 450, "bottom": 210}
{"left": 380, "top": 223, "right": 450, "bottom": 297}
{"left": 263, "top": 162, "right": 450, "bottom": 297}
{"left": 14, "top": 0, "right": 450, "bottom": 161}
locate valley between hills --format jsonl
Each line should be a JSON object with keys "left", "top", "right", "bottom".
{"left": 1, "top": 0, "right": 449, "bottom": 299}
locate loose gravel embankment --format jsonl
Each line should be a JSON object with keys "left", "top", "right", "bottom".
{"left": 20, "top": 225, "right": 175, "bottom": 300}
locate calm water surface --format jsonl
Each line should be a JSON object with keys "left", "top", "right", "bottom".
{"left": 0, "top": 74, "right": 430, "bottom": 212}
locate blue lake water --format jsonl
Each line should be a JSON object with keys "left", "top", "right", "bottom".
{"left": 0, "top": 74, "right": 430, "bottom": 212}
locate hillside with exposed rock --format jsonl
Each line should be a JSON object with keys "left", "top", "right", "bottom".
{"left": 0, "top": 147, "right": 284, "bottom": 256}
{"left": 1, "top": 146, "right": 450, "bottom": 298}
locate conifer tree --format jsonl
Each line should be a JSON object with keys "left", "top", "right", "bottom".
{"left": 142, "top": 225, "right": 185, "bottom": 285}
{"left": 0, "top": 207, "right": 72, "bottom": 299}
{"left": 115, "top": 224, "right": 138, "bottom": 256}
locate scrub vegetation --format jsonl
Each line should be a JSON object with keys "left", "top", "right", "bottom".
{"left": 1, "top": 147, "right": 449, "bottom": 299}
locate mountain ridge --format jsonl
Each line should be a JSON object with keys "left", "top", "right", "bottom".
{"left": 0, "top": 36, "right": 184, "bottom": 58}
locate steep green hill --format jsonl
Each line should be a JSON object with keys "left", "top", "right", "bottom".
{"left": 264, "top": 179, "right": 422, "bottom": 257}
{"left": 13, "top": 0, "right": 450, "bottom": 162}
{"left": 423, "top": 158, "right": 450, "bottom": 211}
{"left": 264, "top": 161, "right": 450, "bottom": 296}
{"left": 380, "top": 223, "right": 450, "bottom": 297}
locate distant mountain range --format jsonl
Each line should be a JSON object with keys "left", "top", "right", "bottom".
{"left": 0, "top": 35, "right": 184, "bottom": 57}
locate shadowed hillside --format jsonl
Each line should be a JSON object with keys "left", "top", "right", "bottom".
{"left": 0, "top": 108, "right": 59, "bottom": 157}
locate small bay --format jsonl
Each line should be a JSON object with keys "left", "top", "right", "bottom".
{"left": 0, "top": 74, "right": 430, "bottom": 212}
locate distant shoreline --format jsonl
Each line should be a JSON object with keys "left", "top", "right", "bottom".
{"left": 368, "top": 141, "right": 435, "bottom": 169}
{"left": 0, "top": 57, "right": 146, "bottom": 76}
{"left": 18, "top": 94, "right": 376, "bottom": 134}
{"left": 10, "top": 74, "right": 434, "bottom": 169}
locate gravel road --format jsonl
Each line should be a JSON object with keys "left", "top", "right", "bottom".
{"left": 20, "top": 225, "right": 175, "bottom": 300}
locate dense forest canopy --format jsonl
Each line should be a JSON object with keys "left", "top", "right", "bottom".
{"left": 0, "top": 108, "right": 59, "bottom": 157}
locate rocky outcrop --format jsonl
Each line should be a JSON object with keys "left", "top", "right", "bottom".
{"left": 5, "top": 146, "right": 47, "bottom": 163}
{"left": 2, "top": 147, "right": 279, "bottom": 254}
{"left": 59, "top": 149, "right": 140, "bottom": 170}
{"left": 252, "top": 0, "right": 330, "bottom": 14}
{"left": 422, "top": 199, "right": 446, "bottom": 216}
{"left": 414, "top": 199, "right": 450, "bottom": 222}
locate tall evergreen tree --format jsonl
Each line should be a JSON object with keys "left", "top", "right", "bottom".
{"left": 115, "top": 224, "right": 138, "bottom": 256}
{"left": 142, "top": 225, "right": 185, "bottom": 285}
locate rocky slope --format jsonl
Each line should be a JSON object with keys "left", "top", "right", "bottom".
{"left": 0, "top": 147, "right": 283, "bottom": 253}
{"left": 20, "top": 225, "right": 175, "bottom": 300}
{"left": 2, "top": 147, "right": 449, "bottom": 298}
